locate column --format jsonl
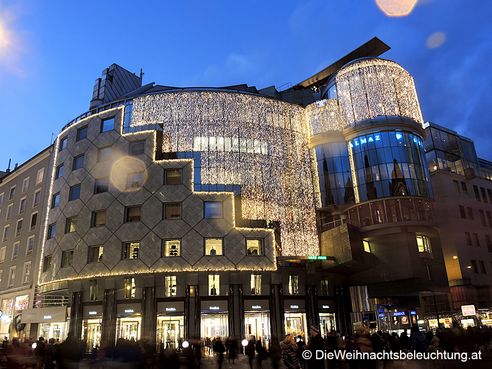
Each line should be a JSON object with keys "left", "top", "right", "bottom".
{"left": 228, "top": 284, "right": 243, "bottom": 338}
{"left": 306, "top": 284, "right": 320, "bottom": 329}
{"left": 141, "top": 286, "right": 156, "bottom": 343}
{"left": 335, "top": 286, "right": 351, "bottom": 335}
{"left": 269, "top": 284, "right": 284, "bottom": 339}
{"left": 185, "top": 285, "right": 200, "bottom": 339}
{"left": 101, "top": 289, "right": 117, "bottom": 346}
{"left": 68, "top": 291, "right": 83, "bottom": 339}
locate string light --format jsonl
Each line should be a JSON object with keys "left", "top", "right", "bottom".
{"left": 131, "top": 91, "right": 320, "bottom": 256}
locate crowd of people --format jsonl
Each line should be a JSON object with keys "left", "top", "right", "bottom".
{"left": 0, "top": 324, "right": 491, "bottom": 369}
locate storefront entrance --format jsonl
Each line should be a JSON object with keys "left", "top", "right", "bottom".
{"left": 201, "top": 313, "right": 228, "bottom": 339}
{"left": 157, "top": 316, "right": 184, "bottom": 350}
{"left": 244, "top": 312, "right": 270, "bottom": 345}
{"left": 39, "top": 322, "right": 68, "bottom": 341}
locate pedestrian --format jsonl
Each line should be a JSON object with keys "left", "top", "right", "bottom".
{"left": 281, "top": 335, "right": 301, "bottom": 369}
{"left": 245, "top": 336, "right": 256, "bottom": 369}
{"left": 255, "top": 338, "right": 268, "bottom": 369}
{"left": 307, "top": 326, "right": 325, "bottom": 369}
{"left": 269, "top": 336, "right": 282, "bottom": 369}
{"left": 212, "top": 337, "right": 226, "bottom": 369}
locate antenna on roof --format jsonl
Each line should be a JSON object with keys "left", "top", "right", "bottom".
{"left": 6, "top": 158, "right": 11, "bottom": 173}
{"left": 139, "top": 68, "right": 144, "bottom": 81}
{"left": 50, "top": 132, "right": 54, "bottom": 145}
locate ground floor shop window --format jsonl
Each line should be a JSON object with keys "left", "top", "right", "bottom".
{"left": 319, "top": 313, "right": 336, "bottom": 337}
{"left": 116, "top": 317, "right": 141, "bottom": 341}
{"left": 156, "top": 316, "right": 184, "bottom": 350}
{"left": 39, "top": 322, "right": 68, "bottom": 341}
{"left": 201, "top": 313, "right": 228, "bottom": 340}
{"left": 284, "top": 312, "right": 307, "bottom": 339}
{"left": 82, "top": 319, "right": 102, "bottom": 351}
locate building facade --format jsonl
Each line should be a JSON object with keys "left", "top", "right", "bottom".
{"left": 2, "top": 38, "right": 479, "bottom": 348}
{"left": 0, "top": 148, "right": 51, "bottom": 339}
{"left": 424, "top": 122, "right": 492, "bottom": 322}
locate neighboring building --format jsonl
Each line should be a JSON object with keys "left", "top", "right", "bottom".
{"left": 424, "top": 122, "right": 492, "bottom": 316}
{"left": 0, "top": 38, "right": 467, "bottom": 347}
{"left": 0, "top": 147, "right": 51, "bottom": 339}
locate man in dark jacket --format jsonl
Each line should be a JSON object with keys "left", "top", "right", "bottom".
{"left": 307, "top": 326, "right": 325, "bottom": 369}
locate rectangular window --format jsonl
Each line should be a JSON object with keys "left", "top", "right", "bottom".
{"left": 2, "top": 225, "right": 10, "bottom": 242}
{"left": 473, "top": 185, "right": 481, "bottom": 201}
{"left": 165, "top": 276, "right": 177, "bottom": 297}
{"left": 320, "top": 279, "right": 330, "bottom": 295}
{"left": 51, "top": 193, "right": 60, "bottom": 208}
{"left": 459, "top": 205, "right": 466, "bottom": 219}
{"left": 94, "top": 178, "right": 109, "bottom": 194}
{"left": 124, "top": 277, "right": 136, "bottom": 298}
{"left": 72, "top": 154, "right": 84, "bottom": 170}
{"left": 471, "top": 260, "right": 478, "bottom": 274}
{"left": 288, "top": 275, "right": 299, "bottom": 295}
{"left": 91, "top": 210, "right": 106, "bottom": 227}
{"left": 481, "top": 188, "right": 488, "bottom": 203}
{"left": 488, "top": 189, "right": 492, "bottom": 203}
{"left": 129, "top": 141, "right": 145, "bottom": 155}
{"left": 6, "top": 204, "right": 12, "bottom": 220}
{"left": 467, "top": 207, "right": 474, "bottom": 220}
{"left": 246, "top": 239, "right": 263, "bottom": 255}
{"left": 205, "top": 238, "right": 223, "bottom": 256}
{"left": 15, "top": 219, "right": 23, "bottom": 236}
{"left": 461, "top": 182, "right": 468, "bottom": 193}
{"left": 89, "top": 280, "right": 98, "bottom": 301}
{"left": 8, "top": 266, "right": 16, "bottom": 287}
{"left": 65, "top": 217, "right": 77, "bottom": 233}
{"left": 480, "top": 210, "right": 487, "bottom": 227}
{"left": 487, "top": 211, "right": 492, "bottom": 228}
{"left": 61, "top": 250, "right": 74, "bottom": 268}
{"left": 122, "top": 242, "right": 140, "bottom": 259}
{"left": 363, "top": 240, "right": 371, "bottom": 253}
{"left": 33, "top": 190, "right": 41, "bottom": 207}
{"left": 59, "top": 137, "right": 68, "bottom": 151}
{"left": 22, "top": 262, "right": 31, "bottom": 284}
{"left": 19, "top": 197, "right": 26, "bottom": 214}
{"left": 204, "top": 201, "right": 222, "bottom": 219}
{"left": 486, "top": 235, "right": 492, "bottom": 252}
{"left": 162, "top": 240, "right": 181, "bottom": 257}
{"left": 42, "top": 256, "right": 52, "bottom": 272}
{"left": 0, "top": 270, "right": 3, "bottom": 285}
{"left": 88, "top": 245, "right": 104, "bottom": 263}
{"left": 76, "top": 125, "right": 88, "bottom": 141}
{"left": 101, "top": 117, "right": 115, "bottom": 133}
{"left": 98, "top": 147, "right": 112, "bottom": 162}
{"left": 473, "top": 233, "right": 480, "bottom": 247}
{"left": 416, "top": 234, "right": 432, "bottom": 254}
{"left": 8, "top": 186, "right": 15, "bottom": 200}
{"left": 0, "top": 193, "right": 4, "bottom": 206}
{"left": 453, "top": 180, "right": 460, "bottom": 192}
{"left": 250, "top": 274, "right": 262, "bottom": 295}
{"left": 30, "top": 212, "right": 38, "bottom": 230}
{"left": 26, "top": 236, "right": 35, "bottom": 255}
{"left": 465, "top": 232, "right": 472, "bottom": 246}
{"left": 47, "top": 223, "right": 56, "bottom": 239}
{"left": 36, "top": 168, "right": 44, "bottom": 184}
{"left": 164, "top": 169, "right": 182, "bottom": 185}
{"left": 208, "top": 274, "right": 220, "bottom": 296}
{"left": 125, "top": 206, "right": 141, "bottom": 222}
{"left": 126, "top": 172, "right": 145, "bottom": 189}
{"left": 55, "top": 164, "right": 64, "bottom": 179}
{"left": 163, "top": 203, "right": 181, "bottom": 220}
{"left": 426, "top": 265, "right": 432, "bottom": 280}
{"left": 0, "top": 247, "right": 6, "bottom": 263}
{"left": 21, "top": 177, "right": 30, "bottom": 193}
{"left": 12, "top": 242, "right": 20, "bottom": 259}
{"left": 69, "top": 184, "right": 81, "bottom": 201}
{"left": 479, "top": 260, "right": 486, "bottom": 274}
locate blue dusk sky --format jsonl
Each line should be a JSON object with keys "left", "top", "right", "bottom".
{"left": 0, "top": 0, "right": 491, "bottom": 166}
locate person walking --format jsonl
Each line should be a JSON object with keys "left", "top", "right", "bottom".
{"left": 212, "top": 337, "right": 226, "bottom": 369}
{"left": 245, "top": 336, "right": 256, "bottom": 369}
{"left": 281, "top": 335, "right": 301, "bottom": 369}
{"left": 307, "top": 326, "right": 325, "bottom": 369}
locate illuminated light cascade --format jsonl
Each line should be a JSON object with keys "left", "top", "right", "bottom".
{"left": 305, "top": 99, "right": 345, "bottom": 135}
{"left": 131, "top": 91, "right": 319, "bottom": 256}
{"left": 334, "top": 58, "right": 423, "bottom": 128}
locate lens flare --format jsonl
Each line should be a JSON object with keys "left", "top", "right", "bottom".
{"left": 426, "top": 32, "right": 446, "bottom": 49}
{"left": 375, "top": 0, "right": 418, "bottom": 17}
{"left": 110, "top": 156, "right": 148, "bottom": 193}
